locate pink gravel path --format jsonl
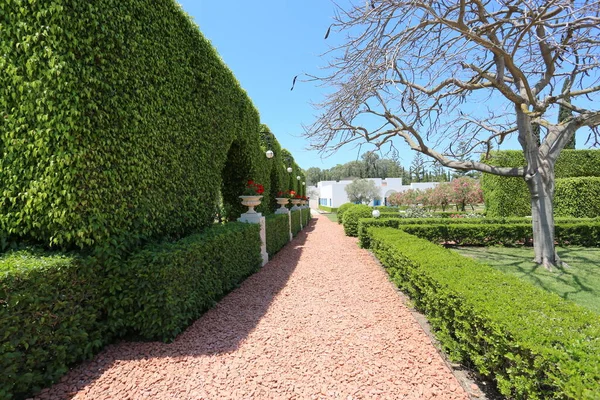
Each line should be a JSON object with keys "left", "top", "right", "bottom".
{"left": 35, "top": 214, "right": 468, "bottom": 399}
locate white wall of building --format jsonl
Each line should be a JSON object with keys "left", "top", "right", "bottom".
{"left": 314, "top": 178, "right": 440, "bottom": 209}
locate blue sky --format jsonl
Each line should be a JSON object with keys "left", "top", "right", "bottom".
{"left": 178, "top": 1, "right": 590, "bottom": 171}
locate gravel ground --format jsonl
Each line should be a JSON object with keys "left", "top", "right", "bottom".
{"left": 34, "top": 214, "right": 468, "bottom": 399}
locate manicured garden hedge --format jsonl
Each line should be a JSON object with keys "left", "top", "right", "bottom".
{"left": 104, "top": 223, "right": 261, "bottom": 341}
{"left": 1, "top": 223, "right": 263, "bottom": 399}
{"left": 0, "top": 0, "right": 304, "bottom": 249}
{"left": 369, "top": 228, "right": 600, "bottom": 399}
{"left": 336, "top": 203, "right": 355, "bottom": 224}
{"left": 266, "top": 214, "right": 290, "bottom": 257}
{"left": 482, "top": 150, "right": 600, "bottom": 217}
{"left": 342, "top": 204, "right": 373, "bottom": 236}
{"left": 291, "top": 210, "right": 302, "bottom": 237}
{"left": 1, "top": 251, "right": 105, "bottom": 399}
{"left": 554, "top": 177, "right": 600, "bottom": 218}
{"left": 302, "top": 208, "right": 311, "bottom": 227}
{"left": 357, "top": 217, "right": 597, "bottom": 248}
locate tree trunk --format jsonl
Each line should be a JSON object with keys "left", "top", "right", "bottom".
{"left": 524, "top": 158, "right": 557, "bottom": 269}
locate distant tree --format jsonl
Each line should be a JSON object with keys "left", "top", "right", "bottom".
{"left": 450, "top": 177, "right": 483, "bottom": 211}
{"left": 305, "top": 167, "right": 323, "bottom": 186}
{"left": 429, "top": 183, "right": 453, "bottom": 211}
{"left": 410, "top": 153, "right": 426, "bottom": 182}
{"left": 388, "top": 189, "right": 420, "bottom": 207}
{"left": 345, "top": 179, "right": 381, "bottom": 204}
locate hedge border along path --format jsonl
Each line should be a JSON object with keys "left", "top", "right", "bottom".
{"left": 34, "top": 215, "right": 467, "bottom": 400}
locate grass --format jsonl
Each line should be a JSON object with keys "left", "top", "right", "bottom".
{"left": 455, "top": 246, "right": 600, "bottom": 314}
{"left": 323, "top": 213, "right": 338, "bottom": 223}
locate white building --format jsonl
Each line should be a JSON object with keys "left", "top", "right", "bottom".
{"left": 310, "top": 178, "right": 439, "bottom": 209}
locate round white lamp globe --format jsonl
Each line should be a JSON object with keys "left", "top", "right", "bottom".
{"left": 287, "top": 167, "right": 293, "bottom": 173}
{"left": 302, "top": 182, "right": 305, "bottom": 186}
{"left": 266, "top": 150, "right": 274, "bottom": 159}
{"left": 372, "top": 210, "right": 381, "bottom": 218}
{"left": 297, "top": 175, "right": 301, "bottom": 180}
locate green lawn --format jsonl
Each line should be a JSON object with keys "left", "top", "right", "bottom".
{"left": 323, "top": 213, "right": 338, "bottom": 223}
{"left": 454, "top": 246, "right": 600, "bottom": 314}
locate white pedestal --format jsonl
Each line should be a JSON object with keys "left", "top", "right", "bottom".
{"left": 275, "top": 207, "right": 290, "bottom": 215}
{"left": 288, "top": 212, "right": 293, "bottom": 241}
{"left": 238, "top": 212, "right": 269, "bottom": 267}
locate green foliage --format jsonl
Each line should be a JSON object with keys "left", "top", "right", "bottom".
{"left": 369, "top": 228, "right": 600, "bottom": 399}
{"left": 266, "top": 214, "right": 289, "bottom": 257}
{"left": 554, "top": 177, "right": 600, "bottom": 218}
{"left": 291, "top": 210, "right": 302, "bottom": 237}
{"left": 0, "top": 251, "right": 105, "bottom": 399}
{"left": 357, "top": 217, "right": 597, "bottom": 248}
{"left": 104, "top": 223, "right": 261, "bottom": 341}
{"left": 482, "top": 150, "right": 600, "bottom": 217}
{"left": 1, "top": 223, "right": 265, "bottom": 399}
{"left": 302, "top": 208, "right": 311, "bottom": 227}
{"left": 336, "top": 203, "right": 355, "bottom": 224}
{"left": 344, "top": 179, "right": 381, "bottom": 204}
{"left": 0, "top": 0, "right": 304, "bottom": 249}
{"left": 342, "top": 204, "right": 373, "bottom": 236}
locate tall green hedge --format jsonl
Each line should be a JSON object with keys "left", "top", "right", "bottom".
{"left": 0, "top": 0, "right": 304, "bottom": 249}
{"left": 554, "top": 177, "right": 600, "bottom": 218}
{"left": 266, "top": 214, "right": 289, "bottom": 257}
{"left": 369, "top": 228, "right": 600, "bottom": 399}
{"left": 481, "top": 150, "right": 600, "bottom": 217}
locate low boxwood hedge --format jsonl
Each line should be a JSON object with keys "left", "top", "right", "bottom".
{"left": 104, "top": 222, "right": 262, "bottom": 341}
{"left": 318, "top": 205, "right": 338, "bottom": 213}
{"left": 342, "top": 204, "right": 373, "bottom": 236}
{"left": 336, "top": 203, "right": 356, "bottom": 225}
{"left": 1, "top": 222, "right": 264, "bottom": 399}
{"left": 291, "top": 210, "right": 302, "bottom": 237}
{"left": 369, "top": 227, "right": 600, "bottom": 399}
{"left": 1, "top": 251, "right": 105, "bottom": 399}
{"left": 266, "top": 214, "right": 290, "bottom": 257}
{"left": 358, "top": 217, "right": 598, "bottom": 248}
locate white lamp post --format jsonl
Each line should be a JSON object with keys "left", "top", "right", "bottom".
{"left": 287, "top": 167, "right": 293, "bottom": 173}
{"left": 266, "top": 150, "right": 274, "bottom": 159}
{"left": 372, "top": 210, "right": 381, "bottom": 218}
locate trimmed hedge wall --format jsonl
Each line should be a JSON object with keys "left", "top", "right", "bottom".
{"left": 357, "top": 217, "right": 597, "bottom": 248}
{"left": 0, "top": 0, "right": 304, "bottom": 249}
{"left": 266, "top": 214, "right": 289, "bottom": 257}
{"left": 1, "top": 223, "right": 263, "bottom": 399}
{"left": 291, "top": 210, "right": 302, "bottom": 237}
{"left": 554, "top": 177, "right": 600, "bottom": 218}
{"left": 104, "top": 223, "right": 261, "bottom": 341}
{"left": 482, "top": 150, "right": 600, "bottom": 217}
{"left": 369, "top": 228, "right": 600, "bottom": 399}
{"left": 398, "top": 223, "right": 600, "bottom": 247}
{"left": 1, "top": 251, "right": 104, "bottom": 399}
{"left": 302, "top": 208, "right": 311, "bottom": 227}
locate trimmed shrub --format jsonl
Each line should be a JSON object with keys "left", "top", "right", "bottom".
{"left": 1, "top": 251, "right": 105, "bottom": 399}
{"left": 266, "top": 214, "right": 289, "bottom": 257}
{"left": 336, "top": 203, "right": 355, "bottom": 224}
{"left": 104, "top": 223, "right": 262, "bottom": 341}
{"left": 343, "top": 204, "right": 372, "bottom": 236}
{"left": 291, "top": 210, "right": 302, "bottom": 237}
{"left": 302, "top": 208, "right": 311, "bottom": 227}
{"left": 554, "top": 177, "right": 600, "bottom": 218}
{"left": 482, "top": 150, "right": 600, "bottom": 217}
{"left": 369, "top": 228, "right": 600, "bottom": 399}
{"left": 358, "top": 217, "right": 598, "bottom": 248}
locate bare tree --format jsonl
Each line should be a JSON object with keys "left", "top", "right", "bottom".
{"left": 306, "top": 0, "right": 600, "bottom": 268}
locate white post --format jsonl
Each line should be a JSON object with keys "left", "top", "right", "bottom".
{"left": 288, "top": 211, "right": 293, "bottom": 241}
{"left": 238, "top": 212, "right": 269, "bottom": 267}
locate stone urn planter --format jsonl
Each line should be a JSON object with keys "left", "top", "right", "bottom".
{"left": 275, "top": 197, "right": 289, "bottom": 213}
{"left": 290, "top": 198, "right": 301, "bottom": 210}
{"left": 239, "top": 195, "right": 263, "bottom": 214}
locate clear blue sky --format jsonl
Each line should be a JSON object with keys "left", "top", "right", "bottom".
{"left": 178, "top": 1, "right": 589, "bottom": 171}
{"left": 178, "top": 0, "right": 351, "bottom": 171}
